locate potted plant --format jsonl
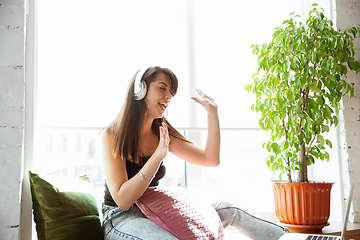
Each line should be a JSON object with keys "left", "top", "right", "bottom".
{"left": 245, "top": 3, "right": 360, "bottom": 232}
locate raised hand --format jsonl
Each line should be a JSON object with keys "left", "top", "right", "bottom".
{"left": 153, "top": 122, "right": 170, "bottom": 161}
{"left": 191, "top": 89, "right": 218, "bottom": 112}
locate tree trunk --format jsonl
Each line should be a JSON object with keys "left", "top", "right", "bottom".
{"left": 286, "top": 163, "right": 292, "bottom": 183}
{"left": 287, "top": 173, "right": 292, "bottom": 182}
{"left": 297, "top": 142, "right": 308, "bottom": 182}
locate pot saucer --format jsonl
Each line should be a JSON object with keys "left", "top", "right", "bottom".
{"left": 277, "top": 221, "right": 330, "bottom": 233}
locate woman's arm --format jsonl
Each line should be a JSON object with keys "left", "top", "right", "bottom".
{"left": 100, "top": 123, "right": 169, "bottom": 210}
{"left": 169, "top": 89, "right": 220, "bottom": 167}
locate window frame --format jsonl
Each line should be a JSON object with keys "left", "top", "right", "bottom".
{"left": 22, "top": 1, "right": 345, "bottom": 239}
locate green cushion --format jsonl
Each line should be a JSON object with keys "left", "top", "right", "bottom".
{"left": 28, "top": 171, "right": 104, "bottom": 240}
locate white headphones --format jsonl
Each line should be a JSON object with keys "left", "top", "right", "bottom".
{"left": 133, "top": 67, "right": 150, "bottom": 100}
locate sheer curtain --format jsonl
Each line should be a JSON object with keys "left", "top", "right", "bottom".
{"left": 35, "top": 0, "right": 334, "bottom": 216}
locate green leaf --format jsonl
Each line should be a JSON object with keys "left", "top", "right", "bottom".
{"left": 304, "top": 67, "right": 309, "bottom": 76}
{"left": 355, "top": 61, "right": 360, "bottom": 72}
{"left": 312, "top": 52, "right": 317, "bottom": 62}
{"left": 317, "top": 135, "right": 325, "bottom": 146}
{"left": 348, "top": 61, "right": 357, "bottom": 71}
{"left": 316, "top": 96, "right": 325, "bottom": 105}
{"left": 309, "top": 67, "right": 317, "bottom": 77}
{"left": 339, "top": 37, "right": 344, "bottom": 48}
{"left": 259, "top": 119, "right": 265, "bottom": 130}
{"left": 269, "top": 121, "right": 275, "bottom": 131}
{"left": 310, "top": 150, "right": 318, "bottom": 159}
{"left": 289, "top": 91, "right": 296, "bottom": 103}
{"left": 272, "top": 162, "right": 278, "bottom": 172}
{"left": 309, "top": 109, "right": 316, "bottom": 120}
{"left": 274, "top": 116, "right": 281, "bottom": 125}
{"left": 266, "top": 141, "right": 272, "bottom": 152}
{"left": 325, "top": 152, "right": 330, "bottom": 161}
{"left": 271, "top": 142, "right": 279, "bottom": 154}
{"left": 332, "top": 39, "right": 337, "bottom": 48}
{"left": 285, "top": 72, "right": 290, "bottom": 81}
{"left": 328, "top": 74, "right": 337, "bottom": 83}
{"left": 279, "top": 171, "right": 284, "bottom": 180}
{"left": 307, "top": 155, "right": 315, "bottom": 165}
{"left": 349, "top": 87, "right": 354, "bottom": 98}
{"left": 251, "top": 103, "right": 255, "bottom": 111}
{"left": 291, "top": 58, "right": 296, "bottom": 70}
{"left": 310, "top": 85, "right": 321, "bottom": 92}
{"left": 325, "top": 139, "right": 333, "bottom": 148}
{"left": 301, "top": 119, "right": 306, "bottom": 128}
{"left": 322, "top": 125, "right": 330, "bottom": 132}
{"left": 267, "top": 159, "right": 272, "bottom": 169}
{"left": 324, "top": 105, "right": 333, "bottom": 117}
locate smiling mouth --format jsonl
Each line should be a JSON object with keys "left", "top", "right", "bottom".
{"left": 159, "top": 102, "right": 168, "bottom": 111}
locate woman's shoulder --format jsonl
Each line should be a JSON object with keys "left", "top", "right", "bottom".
{"left": 99, "top": 128, "right": 114, "bottom": 145}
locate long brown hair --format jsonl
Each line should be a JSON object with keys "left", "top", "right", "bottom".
{"left": 106, "top": 66, "right": 191, "bottom": 165}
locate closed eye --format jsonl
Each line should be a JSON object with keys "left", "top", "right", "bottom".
{"left": 158, "top": 82, "right": 173, "bottom": 96}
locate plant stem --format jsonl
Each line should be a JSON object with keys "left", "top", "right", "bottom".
{"left": 306, "top": 134, "right": 318, "bottom": 158}
{"left": 297, "top": 142, "right": 308, "bottom": 182}
{"left": 286, "top": 159, "right": 292, "bottom": 182}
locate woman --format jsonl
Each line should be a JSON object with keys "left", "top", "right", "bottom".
{"left": 100, "top": 66, "right": 287, "bottom": 240}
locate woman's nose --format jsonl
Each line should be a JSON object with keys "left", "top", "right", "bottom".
{"left": 165, "top": 91, "right": 172, "bottom": 99}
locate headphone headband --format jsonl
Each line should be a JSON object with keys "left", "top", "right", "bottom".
{"left": 133, "top": 67, "right": 150, "bottom": 100}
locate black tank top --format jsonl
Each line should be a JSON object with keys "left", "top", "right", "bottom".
{"left": 103, "top": 156, "right": 166, "bottom": 206}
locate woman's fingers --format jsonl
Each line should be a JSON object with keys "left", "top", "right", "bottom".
{"left": 159, "top": 123, "right": 169, "bottom": 149}
{"left": 196, "top": 88, "right": 204, "bottom": 97}
{"left": 196, "top": 89, "right": 214, "bottom": 100}
{"left": 162, "top": 122, "right": 169, "bottom": 148}
{"left": 162, "top": 122, "right": 167, "bottom": 130}
{"left": 191, "top": 89, "right": 218, "bottom": 111}
{"left": 191, "top": 96, "right": 201, "bottom": 104}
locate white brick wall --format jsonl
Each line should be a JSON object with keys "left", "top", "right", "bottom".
{"left": 336, "top": 0, "right": 360, "bottom": 223}
{"left": 0, "top": 0, "right": 26, "bottom": 239}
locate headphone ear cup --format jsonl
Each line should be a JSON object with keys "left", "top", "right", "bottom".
{"left": 134, "top": 80, "right": 147, "bottom": 100}
{"left": 133, "top": 68, "right": 149, "bottom": 100}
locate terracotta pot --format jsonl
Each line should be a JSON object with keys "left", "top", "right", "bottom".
{"left": 272, "top": 181, "right": 334, "bottom": 225}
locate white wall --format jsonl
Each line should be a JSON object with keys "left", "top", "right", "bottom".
{"left": 0, "top": 0, "right": 26, "bottom": 239}
{"left": 335, "top": 0, "right": 360, "bottom": 223}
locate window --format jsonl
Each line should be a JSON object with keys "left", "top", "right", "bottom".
{"left": 35, "top": 0, "right": 336, "bottom": 222}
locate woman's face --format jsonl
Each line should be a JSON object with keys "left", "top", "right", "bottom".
{"left": 144, "top": 73, "right": 173, "bottom": 119}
